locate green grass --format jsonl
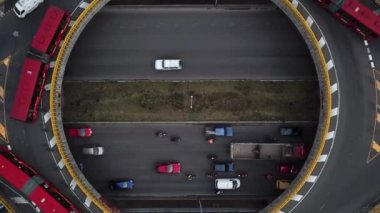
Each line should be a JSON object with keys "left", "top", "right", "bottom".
{"left": 62, "top": 81, "right": 319, "bottom": 122}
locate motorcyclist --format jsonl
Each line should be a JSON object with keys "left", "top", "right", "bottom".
{"left": 156, "top": 130, "right": 167, "bottom": 137}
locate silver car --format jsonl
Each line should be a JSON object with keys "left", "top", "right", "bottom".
{"left": 82, "top": 145, "right": 104, "bottom": 156}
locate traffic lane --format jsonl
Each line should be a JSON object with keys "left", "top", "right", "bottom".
{"left": 284, "top": 1, "right": 380, "bottom": 212}
{"left": 65, "top": 122, "right": 316, "bottom": 197}
{"left": 64, "top": 7, "right": 316, "bottom": 81}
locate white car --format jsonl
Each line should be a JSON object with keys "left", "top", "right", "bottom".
{"left": 82, "top": 146, "right": 104, "bottom": 156}
{"left": 155, "top": 59, "right": 182, "bottom": 70}
{"left": 14, "top": 0, "right": 44, "bottom": 18}
{"left": 215, "top": 178, "right": 240, "bottom": 190}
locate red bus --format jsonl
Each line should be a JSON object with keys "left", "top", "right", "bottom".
{"left": 0, "top": 148, "right": 79, "bottom": 213}
{"left": 11, "top": 6, "right": 70, "bottom": 122}
{"left": 315, "top": 0, "right": 380, "bottom": 40}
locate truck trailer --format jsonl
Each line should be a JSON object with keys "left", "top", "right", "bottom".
{"left": 230, "top": 143, "right": 306, "bottom": 160}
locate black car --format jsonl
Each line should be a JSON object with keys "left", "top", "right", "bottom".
{"left": 280, "top": 127, "right": 301, "bottom": 136}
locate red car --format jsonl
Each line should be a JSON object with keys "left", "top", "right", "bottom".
{"left": 157, "top": 162, "right": 181, "bottom": 174}
{"left": 68, "top": 127, "right": 93, "bottom": 137}
{"left": 278, "top": 164, "right": 298, "bottom": 174}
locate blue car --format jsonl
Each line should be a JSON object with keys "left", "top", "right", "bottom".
{"left": 109, "top": 179, "right": 134, "bottom": 190}
{"left": 214, "top": 162, "right": 235, "bottom": 172}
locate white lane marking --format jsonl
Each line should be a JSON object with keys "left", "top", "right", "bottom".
{"left": 292, "top": 0, "right": 299, "bottom": 7}
{"left": 306, "top": 16, "right": 314, "bottom": 27}
{"left": 331, "top": 107, "right": 338, "bottom": 117}
{"left": 306, "top": 175, "right": 317, "bottom": 183}
{"left": 49, "top": 137, "right": 56, "bottom": 148}
{"left": 43, "top": 112, "right": 50, "bottom": 123}
{"left": 369, "top": 54, "right": 373, "bottom": 61}
{"left": 364, "top": 40, "right": 368, "bottom": 46}
{"left": 326, "top": 131, "right": 335, "bottom": 140}
{"left": 84, "top": 197, "right": 92, "bottom": 207}
{"left": 318, "top": 37, "right": 326, "bottom": 48}
{"left": 292, "top": 194, "right": 303, "bottom": 202}
{"left": 69, "top": 20, "right": 75, "bottom": 27}
{"left": 79, "top": 2, "right": 89, "bottom": 8}
{"left": 58, "top": 159, "right": 65, "bottom": 169}
{"left": 326, "top": 59, "right": 334, "bottom": 70}
{"left": 70, "top": 179, "right": 77, "bottom": 190}
{"left": 278, "top": 211, "right": 285, "bottom": 213}
{"left": 11, "top": 196, "right": 28, "bottom": 204}
{"left": 49, "top": 61, "right": 55, "bottom": 68}
{"left": 7, "top": 145, "right": 11, "bottom": 150}
{"left": 44, "top": 83, "right": 51, "bottom": 91}
{"left": 331, "top": 83, "right": 338, "bottom": 93}
{"left": 367, "top": 48, "right": 371, "bottom": 54}
{"left": 371, "top": 62, "right": 375, "bottom": 68}
{"left": 318, "top": 154, "right": 328, "bottom": 162}
{"left": 71, "top": 0, "right": 85, "bottom": 16}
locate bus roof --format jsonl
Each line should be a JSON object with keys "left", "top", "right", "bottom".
{"left": 0, "top": 155, "right": 30, "bottom": 189}
{"left": 31, "top": 6, "right": 67, "bottom": 52}
{"left": 29, "top": 186, "right": 74, "bottom": 213}
{"left": 342, "top": 0, "right": 380, "bottom": 36}
{"left": 11, "top": 58, "right": 43, "bottom": 121}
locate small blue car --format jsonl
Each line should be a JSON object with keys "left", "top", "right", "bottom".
{"left": 214, "top": 162, "right": 235, "bottom": 172}
{"left": 109, "top": 179, "right": 134, "bottom": 190}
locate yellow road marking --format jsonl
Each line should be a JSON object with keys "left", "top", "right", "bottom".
{"left": 372, "top": 140, "right": 380, "bottom": 153}
{"left": 0, "top": 86, "right": 3, "bottom": 99}
{"left": 0, "top": 123, "right": 7, "bottom": 141}
{"left": 0, "top": 56, "right": 11, "bottom": 67}
{"left": 377, "top": 113, "right": 380, "bottom": 123}
{"left": 377, "top": 80, "right": 380, "bottom": 91}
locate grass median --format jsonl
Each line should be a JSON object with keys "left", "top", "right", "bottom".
{"left": 62, "top": 81, "right": 319, "bottom": 122}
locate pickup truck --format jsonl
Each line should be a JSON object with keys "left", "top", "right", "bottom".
{"left": 205, "top": 126, "right": 233, "bottom": 137}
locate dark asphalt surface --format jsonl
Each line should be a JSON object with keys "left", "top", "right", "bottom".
{"left": 65, "top": 122, "right": 316, "bottom": 199}
{"left": 284, "top": 1, "right": 380, "bottom": 213}
{"left": 0, "top": 1, "right": 379, "bottom": 213}
{"left": 0, "top": 1, "right": 93, "bottom": 212}
{"left": 64, "top": 6, "right": 317, "bottom": 81}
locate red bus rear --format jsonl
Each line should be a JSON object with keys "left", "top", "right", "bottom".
{"left": 31, "top": 6, "right": 70, "bottom": 57}
{"left": 11, "top": 6, "right": 71, "bottom": 122}
{"left": 315, "top": 0, "right": 380, "bottom": 40}
{"left": 0, "top": 149, "right": 79, "bottom": 212}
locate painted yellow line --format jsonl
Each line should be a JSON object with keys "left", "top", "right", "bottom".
{"left": 377, "top": 113, "right": 380, "bottom": 123}
{"left": 269, "top": 0, "right": 332, "bottom": 212}
{"left": 0, "top": 199, "right": 15, "bottom": 213}
{"left": 372, "top": 141, "right": 380, "bottom": 153}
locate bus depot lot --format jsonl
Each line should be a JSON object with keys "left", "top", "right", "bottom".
{"left": 66, "top": 122, "right": 316, "bottom": 197}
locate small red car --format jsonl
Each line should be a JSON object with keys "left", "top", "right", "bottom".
{"left": 68, "top": 127, "right": 93, "bottom": 137}
{"left": 157, "top": 162, "right": 181, "bottom": 174}
{"left": 278, "top": 164, "right": 298, "bottom": 174}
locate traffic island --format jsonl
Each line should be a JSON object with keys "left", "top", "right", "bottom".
{"left": 62, "top": 80, "right": 319, "bottom": 122}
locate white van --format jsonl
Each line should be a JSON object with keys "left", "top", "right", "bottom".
{"left": 155, "top": 59, "right": 182, "bottom": 70}
{"left": 14, "top": 0, "right": 44, "bottom": 18}
{"left": 215, "top": 178, "right": 240, "bottom": 190}
{"left": 82, "top": 146, "right": 104, "bottom": 156}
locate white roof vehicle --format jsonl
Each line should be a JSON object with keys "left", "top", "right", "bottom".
{"left": 155, "top": 59, "right": 182, "bottom": 70}
{"left": 82, "top": 145, "right": 104, "bottom": 156}
{"left": 14, "top": 0, "right": 44, "bottom": 18}
{"left": 215, "top": 178, "right": 241, "bottom": 190}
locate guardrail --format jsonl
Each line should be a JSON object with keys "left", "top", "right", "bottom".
{"left": 48, "top": 0, "right": 338, "bottom": 212}
{"left": 49, "top": 0, "right": 113, "bottom": 212}
{"left": 267, "top": 0, "right": 338, "bottom": 212}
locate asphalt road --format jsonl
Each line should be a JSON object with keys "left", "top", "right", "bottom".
{"left": 64, "top": 6, "right": 317, "bottom": 81}
{"left": 279, "top": 1, "right": 380, "bottom": 213}
{"left": 65, "top": 122, "right": 317, "bottom": 199}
